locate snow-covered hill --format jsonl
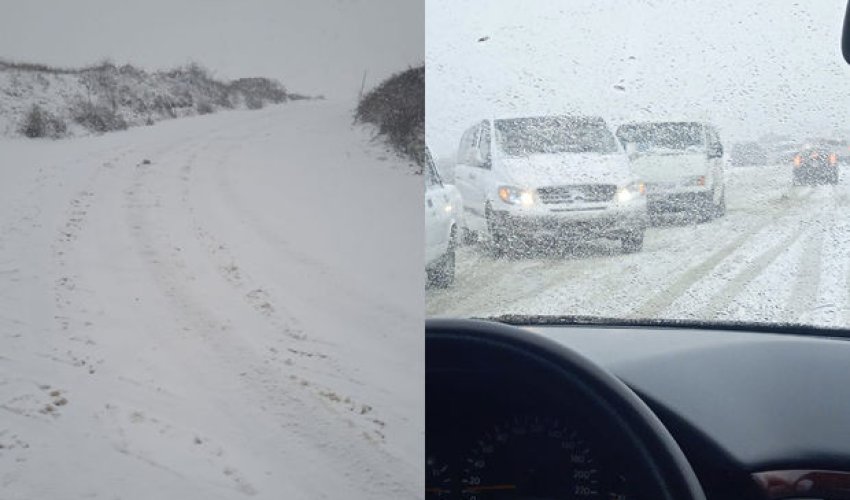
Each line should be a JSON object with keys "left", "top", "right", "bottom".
{"left": 0, "top": 99, "right": 423, "bottom": 499}
{"left": 0, "top": 61, "right": 294, "bottom": 138}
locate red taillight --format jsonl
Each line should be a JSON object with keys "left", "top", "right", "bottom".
{"left": 829, "top": 153, "right": 838, "bottom": 165}
{"left": 793, "top": 155, "right": 802, "bottom": 167}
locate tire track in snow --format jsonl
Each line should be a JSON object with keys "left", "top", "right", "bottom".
{"left": 182, "top": 134, "right": 394, "bottom": 439}
{"left": 121, "top": 131, "right": 404, "bottom": 497}
{"left": 722, "top": 189, "right": 843, "bottom": 324}
{"left": 501, "top": 244, "right": 661, "bottom": 318}
{"left": 0, "top": 147, "right": 116, "bottom": 253}
{"left": 713, "top": 235, "right": 807, "bottom": 323}
{"left": 630, "top": 230, "right": 755, "bottom": 319}
{"left": 786, "top": 222, "right": 826, "bottom": 324}
{"left": 121, "top": 137, "right": 333, "bottom": 496}
{"left": 633, "top": 188, "right": 815, "bottom": 319}
{"left": 48, "top": 146, "right": 138, "bottom": 371}
{"left": 205, "top": 136, "right": 414, "bottom": 328}
{"left": 696, "top": 226, "right": 806, "bottom": 320}
{"left": 180, "top": 135, "right": 310, "bottom": 343}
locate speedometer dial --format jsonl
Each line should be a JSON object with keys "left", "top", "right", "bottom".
{"left": 427, "top": 454, "right": 454, "bottom": 498}
{"left": 460, "top": 416, "right": 631, "bottom": 499}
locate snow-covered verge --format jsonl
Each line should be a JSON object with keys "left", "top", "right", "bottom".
{"left": 0, "top": 99, "right": 423, "bottom": 499}
{"left": 0, "top": 60, "right": 295, "bottom": 138}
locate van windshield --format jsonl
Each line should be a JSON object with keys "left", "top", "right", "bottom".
{"left": 495, "top": 116, "right": 619, "bottom": 157}
{"left": 617, "top": 122, "right": 705, "bottom": 154}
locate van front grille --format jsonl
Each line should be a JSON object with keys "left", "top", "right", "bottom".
{"left": 536, "top": 185, "right": 617, "bottom": 204}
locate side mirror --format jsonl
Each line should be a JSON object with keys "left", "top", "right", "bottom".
{"left": 841, "top": 2, "right": 850, "bottom": 64}
{"left": 474, "top": 150, "right": 491, "bottom": 169}
{"left": 708, "top": 144, "right": 723, "bottom": 159}
{"left": 437, "top": 158, "right": 456, "bottom": 183}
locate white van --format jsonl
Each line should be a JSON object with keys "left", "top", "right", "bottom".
{"left": 454, "top": 115, "right": 648, "bottom": 255}
{"left": 615, "top": 121, "right": 726, "bottom": 221}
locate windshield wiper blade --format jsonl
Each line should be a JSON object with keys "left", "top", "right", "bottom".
{"left": 483, "top": 314, "right": 850, "bottom": 339}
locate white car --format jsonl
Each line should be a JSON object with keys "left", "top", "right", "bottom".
{"left": 616, "top": 121, "right": 726, "bottom": 222}
{"left": 425, "top": 147, "right": 463, "bottom": 287}
{"left": 454, "top": 115, "right": 648, "bottom": 255}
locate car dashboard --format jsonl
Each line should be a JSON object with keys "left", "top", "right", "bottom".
{"left": 426, "top": 319, "right": 850, "bottom": 500}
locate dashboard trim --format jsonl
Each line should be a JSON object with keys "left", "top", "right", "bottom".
{"left": 753, "top": 469, "right": 850, "bottom": 500}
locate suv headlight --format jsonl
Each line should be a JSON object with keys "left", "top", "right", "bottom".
{"left": 498, "top": 186, "right": 535, "bottom": 206}
{"left": 616, "top": 182, "right": 646, "bottom": 203}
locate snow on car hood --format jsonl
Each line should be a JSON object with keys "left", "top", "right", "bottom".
{"left": 630, "top": 153, "right": 709, "bottom": 183}
{"left": 496, "top": 153, "right": 633, "bottom": 188}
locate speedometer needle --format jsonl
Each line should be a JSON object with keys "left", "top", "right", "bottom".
{"left": 462, "top": 484, "right": 518, "bottom": 493}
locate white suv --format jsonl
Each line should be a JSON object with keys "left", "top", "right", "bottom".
{"left": 425, "top": 147, "right": 464, "bottom": 287}
{"left": 454, "top": 115, "right": 648, "bottom": 256}
{"left": 616, "top": 121, "right": 726, "bottom": 222}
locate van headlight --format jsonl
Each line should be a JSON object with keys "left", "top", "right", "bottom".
{"left": 498, "top": 186, "right": 535, "bottom": 206}
{"left": 616, "top": 182, "right": 646, "bottom": 203}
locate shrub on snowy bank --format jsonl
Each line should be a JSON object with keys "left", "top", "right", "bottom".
{"left": 229, "top": 77, "right": 288, "bottom": 109}
{"left": 0, "top": 59, "right": 296, "bottom": 138}
{"left": 355, "top": 65, "right": 425, "bottom": 168}
{"left": 70, "top": 100, "right": 128, "bottom": 133}
{"left": 18, "top": 104, "right": 67, "bottom": 138}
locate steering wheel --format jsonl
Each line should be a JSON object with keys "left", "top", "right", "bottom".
{"left": 427, "top": 318, "right": 706, "bottom": 500}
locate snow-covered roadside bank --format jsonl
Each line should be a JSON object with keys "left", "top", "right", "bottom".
{"left": 0, "top": 100, "right": 423, "bottom": 499}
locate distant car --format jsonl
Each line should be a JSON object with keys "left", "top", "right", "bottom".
{"left": 792, "top": 143, "right": 839, "bottom": 185}
{"left": 425, "top": 147, "right": 463, "bottom": 288}
{"left": 729, "top": 141, "right": 768, "bottom": 166}
{"left": 816, "top": 138, "right": 850, "bottom": 166}
{"left": 454, "top": 115, "right": 648, "bottom": 256}
{"left": 763, "top": 139, "right": 801, "bottom": 165}
{"left": 616, "top": 121, "right": 726, "bottom": 222}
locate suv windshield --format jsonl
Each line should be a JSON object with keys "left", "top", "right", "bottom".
{"left": 426, "top": 0, "right": 850, "bottom": 331}
{"left": 495, "top": 116, "right": 620, "bottom": 156}
{"left": 617, "top": 122, "right": 705, "bottom": 154}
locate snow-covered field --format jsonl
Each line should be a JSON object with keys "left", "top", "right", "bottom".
{"left": 0, "top": 100, "right": 423, "bottom": 499}
{"left": 427, "top": 163, "right": 850, "bottom": 328}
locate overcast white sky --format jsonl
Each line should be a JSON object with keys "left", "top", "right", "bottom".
{"left": 0, "top": 0, "right": 422, "bottom": 100}
{"left": 427, "top": 0, "right": 850, "bottom": 157}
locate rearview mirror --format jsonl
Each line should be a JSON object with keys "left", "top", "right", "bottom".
{"left": 841, "top": 2, "right": 850, "bottom": 64}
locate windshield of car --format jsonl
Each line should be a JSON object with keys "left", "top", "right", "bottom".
{"left": 426, "top": 0, "right": 850, "bottom": 331}
{"left": 617, "top": 122, "right": 705, "bottom": 155}
{"left": 495, "top": 116, "right": 620, "bottom": 156}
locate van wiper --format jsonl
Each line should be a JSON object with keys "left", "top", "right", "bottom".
{"left": 484, "top": 314, "right": 850, "bottom": 339}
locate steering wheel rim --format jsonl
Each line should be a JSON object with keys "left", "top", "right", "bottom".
{"left": 427, "top": 318, "right": 706, "bottom": 500}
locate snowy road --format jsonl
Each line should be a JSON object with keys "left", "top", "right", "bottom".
{"left": 427, "top": 163, "right": 850, "bottom": 328}
{"left": 0, "top": 101, "right": 422, "bottom": 499}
